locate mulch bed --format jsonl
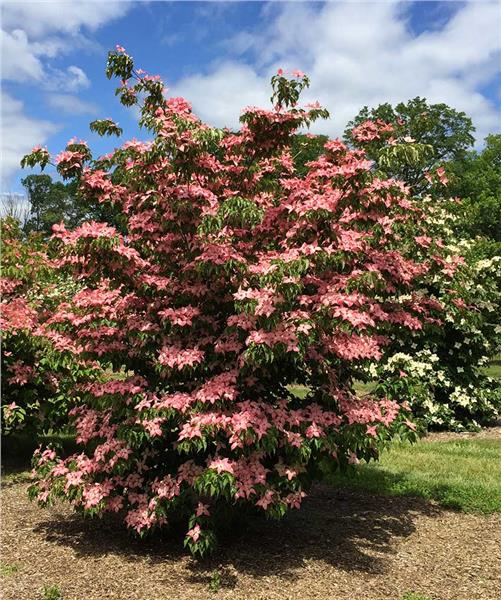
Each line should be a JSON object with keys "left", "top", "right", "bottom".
{"left": 2, "top": 427, "right": 501, "bottom": 599}
{"left": 424, "top": 424, "right": 501, "bottom": 442}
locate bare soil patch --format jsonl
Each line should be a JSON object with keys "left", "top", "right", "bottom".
{"left": 2, "top": 476, "right": 500, "bottom": 600}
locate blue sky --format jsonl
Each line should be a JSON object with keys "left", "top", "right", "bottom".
{"left": 2, "top": 1, "right": 500, "bottom": 194}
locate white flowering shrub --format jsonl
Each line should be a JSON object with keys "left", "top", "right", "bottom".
{"left": 368, "top": 202, "right": 501, "bottom": 430}
{"left": 370, "top": 350, "right": 500, "bottom": 430}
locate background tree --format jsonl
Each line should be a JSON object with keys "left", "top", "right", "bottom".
{"left": 22, "top": 174, "right": 79, "bottom": 236}
{"left": 344, "top": 97, "right": 475, "bottom": 193}
{"left": 21, "top": 173, "right": 123, "bottom": 237}
{"left": 291, "top": 133, "right": 328, "bottom": 177}
{"left": 1, "top": 193, "right": 30, "bottom": 229}
{"left": 447, "top": 134, "right": 501, "bottom": 248}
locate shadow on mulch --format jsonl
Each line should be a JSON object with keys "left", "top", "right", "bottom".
{"left": 32, "top": 484, "right": 441, "bottom": 586}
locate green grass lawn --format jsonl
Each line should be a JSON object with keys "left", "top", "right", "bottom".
{"left": 288, "top": 381, "right": 376, "bottom": 399}
{"left": 329, "top": 435, "right": 501, "bottom": 514}
{"left": 288, "top": 357, "right": 500, "bottom": 514}
{"left": 483, "top": 356, "right": 501, "bottom": 380}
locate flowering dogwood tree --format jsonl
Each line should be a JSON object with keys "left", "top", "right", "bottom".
{"left": 26, "top": 48, "right": 457, "bottom": 555}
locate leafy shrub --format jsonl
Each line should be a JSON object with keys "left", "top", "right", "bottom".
{"left": 27, "top": 49, "right": 458, "bottom": 555}
{"left": 0, "top": 218, "right": 86, "bottom": 436}
{"left": 343, "top": 114, "right": 500, "bottom": 429}
{"left": 368, "top": 227, "right": 501, "bottom": 430}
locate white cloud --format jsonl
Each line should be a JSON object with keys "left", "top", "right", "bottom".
{"left": 0, "top": 92, "right": 58, "bottom": 188}
{"left": 47, "top": 65, "right": 91, "bottom": 92}
{"left": 0, "top": 29, "right": 45, "bottom": 82}
{"left": 1, "top": 1, "right": 131, "bottom": 38}
{"left": 65, "top": 65, "right": 90, "bottom": 89}
{"left": 1, "top": 1, "right": 131, "bottom": 90}
{"left": 46, "top": 93, "right": 98, "bottom": 115}
{"left": 172, "top": 1, "right": 501, "bottom": 143}
{"left": 1, "top": 29, "right": 91, "bottom": 91}
{"left": 174, "top": 62, "right": 270, "bottom": 127}
{"left": 0, "top": 0, "right": 132, "bottom": 187}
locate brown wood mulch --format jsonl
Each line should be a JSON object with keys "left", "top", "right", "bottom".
{"left": 1, "top": 430, "right": 500, "bottom": 600}
{"left": 424, "top": 424, "right": 501, "bottom": 442}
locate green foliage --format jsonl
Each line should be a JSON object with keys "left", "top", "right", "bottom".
{"left": 40, "top": 585, "right": 63, "bottom": 600}
{"left": 329, "top": 436, "right": 501, "bottom": 514}
{"left": 0, "top": 562, "right": 19, "bottom": 577}
{"left": 89, "top": 118, "right": 123, "bottom": 137}
{"left": 106, "top": 49, "right": 134, "bottom": 81}
{"left": 345, "top": 97, "right": 475, "bottom": 191}
{"left": 377, "top": 141, "right": 434, "bottom": 173}
{"left": 402, "top": 593, "right": 432, "bottom": 600}
{"left": 22, "top": 175, "right": 79, "bottom": 236}
{"left": 270, "top": 70, "right": 311, "bottom": 109}
{"left": 20, "top": 146, "right": 50, "bottom": 171}
{"left": 447, "top": 134, "right": 501, "bottom": 243}
{"left": 184, "top": 527, "right": 218, "bottom": 558}
{"left": 291, "top": 133, "right": 329, "bottom": 177}
{"left": 208, "top": 570, "right": 222, "bottom": 593}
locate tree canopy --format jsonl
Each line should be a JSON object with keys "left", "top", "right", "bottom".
{"left": 344, "top": 97, "right": 475, "bottom": 191}
{"left": 22, "top": 174, "right": 78, "bottom": 236}
{"left": 447, "top": 134, "right": 501, "bottom": 244}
